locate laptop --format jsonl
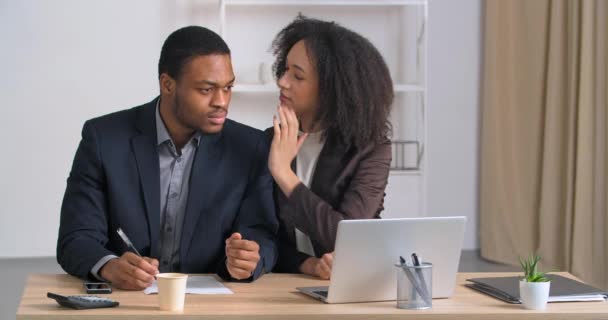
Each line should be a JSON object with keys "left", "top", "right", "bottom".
{"left": 297, "top": 216, "right": 466, "bottom": 303}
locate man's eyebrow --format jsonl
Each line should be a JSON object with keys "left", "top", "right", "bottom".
{"left": 195, "top": 77, "right": 236, "bottom": 86}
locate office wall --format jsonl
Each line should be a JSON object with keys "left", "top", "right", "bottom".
{"left": 0, "top": 0, "right": 172, "bottom": 257}
{"left": 0, "top": 0, "right": 482, "bottom": 257}
{"left": 427, "top": 0, "right": 482, "bottom": 249}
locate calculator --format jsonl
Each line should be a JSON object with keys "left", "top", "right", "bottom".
{"left": 47, "top": 292, "right": 119, "bottom": 309}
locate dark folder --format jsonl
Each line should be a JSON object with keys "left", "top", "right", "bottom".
{"left": 466, "top": 274, "right": 608, "bottom": 304}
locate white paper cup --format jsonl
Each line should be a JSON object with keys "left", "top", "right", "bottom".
{"left": 157, "top": 273, "right": 188, "bottom": 312}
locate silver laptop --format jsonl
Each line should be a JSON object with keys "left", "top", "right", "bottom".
{"left": 297, "top": 216, "right": 466, "bottom": 303}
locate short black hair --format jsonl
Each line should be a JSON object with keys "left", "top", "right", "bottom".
{"left": 158, "top": 26, "right": 230, "bottom": 79}
{"left": 272, "top": 15, "right": 393, "bottom": 149}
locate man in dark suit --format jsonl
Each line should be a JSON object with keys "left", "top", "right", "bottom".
{"left": 57, "top": 26, "right": 277, "bottom": 290}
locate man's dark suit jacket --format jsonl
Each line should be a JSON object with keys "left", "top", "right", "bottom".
{"left": 57, "top": 98, "right": 278, "bottom": 281}
{"left": 267, "top": 129, "right": 392, "bottom": 273}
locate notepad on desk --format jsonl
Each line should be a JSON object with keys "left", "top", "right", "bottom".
{"left": 466, "top": 274, "right": 607, "bottom": 304}
{"left": 143, "top": 276, "right": 233, "bottom": 295}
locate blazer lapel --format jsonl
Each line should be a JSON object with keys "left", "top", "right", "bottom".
{"left": 284, "top": 157, "right": 298, "bottom": 241}
{"left": 180, "top": 132, "right": 224, "bottom": 261}
{"left": 131, "top": 98, "right": 161, "bottom": 258}
{"left": 310, "top": 133, "right": 347, "bottom": 194}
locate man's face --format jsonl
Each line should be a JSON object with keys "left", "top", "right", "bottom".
{"left": 169, "top": 54, "right": 235, "bottom": 134}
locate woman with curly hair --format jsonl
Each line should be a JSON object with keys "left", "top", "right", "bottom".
{"left": 268, "top": 15, "right": 393, "bottom": 279}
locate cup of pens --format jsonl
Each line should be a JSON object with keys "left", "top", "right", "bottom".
{"left": 396, "top": 254, "right": 432, "bottom": 309}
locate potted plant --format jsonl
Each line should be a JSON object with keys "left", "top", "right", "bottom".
{"left": 519, "top": 254, "right": 551, "bottom": 310}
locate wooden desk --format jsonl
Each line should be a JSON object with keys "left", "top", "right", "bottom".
{"left": 17, "top": 272, "right": 608, "bottom": 319}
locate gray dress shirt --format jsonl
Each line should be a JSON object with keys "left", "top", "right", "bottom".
{"left": 91, "top": 101, "right": 200, "bottom": 279}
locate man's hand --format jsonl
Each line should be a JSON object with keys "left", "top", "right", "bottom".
{"left": 99, "top": 252, "right": 159, "bottom": 290}
{"left": 300, "top": 252, "right": 334, "bottom": 280}
{"left": 225, "top": 232, "right": 261, "bottom": 280}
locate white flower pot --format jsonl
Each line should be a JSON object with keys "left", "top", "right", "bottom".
{"left": 519, "top": 280, "right": 551, "bottom": 310}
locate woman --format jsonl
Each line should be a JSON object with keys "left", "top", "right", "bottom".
{"left": 268, "top": 15, "right": 393, "bottom": 279}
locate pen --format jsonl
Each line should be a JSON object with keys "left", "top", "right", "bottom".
{"left": 400, "top": 255, "right": 419, "bottom": 301}
{"left": 400, "top": 256, "right": 406, "bottom": 266}
{"left": 117, "top": 228, "right": 142, "bottom": 256}
{"left": 411, "top": 253, "right": 432, "bottom": 305}
{"left": 399, "top": 255, "right": 429, "bottom": 304}
{"left": 117, "top": 228, "right": 158, "bottom": 280}
{"left": 411, "top": 253, "right": 421, "bottom": 266}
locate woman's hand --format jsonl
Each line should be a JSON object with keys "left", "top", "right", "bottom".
{"left": 300, "top": 252, "right": 334, "bottom": 280}
{"left": 269, "top": 105, "right": 308, "bottom": 197}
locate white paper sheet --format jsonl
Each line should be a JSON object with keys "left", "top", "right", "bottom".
{"left": 143, "top": 275, "right": 233, "bottom": 295}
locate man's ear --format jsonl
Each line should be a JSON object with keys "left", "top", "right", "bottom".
{"left": 159, "top": 73, "right": 175, "bottom": 95}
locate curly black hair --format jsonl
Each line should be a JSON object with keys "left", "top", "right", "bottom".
{"left": 272, "top": 15, "right": 393, "bottom": 149}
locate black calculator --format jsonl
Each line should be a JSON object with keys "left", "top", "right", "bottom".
{"left": 47, "top": 292, "right": 119, "bottom": 309}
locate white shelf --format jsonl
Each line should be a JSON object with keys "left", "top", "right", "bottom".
{"left": 394, "top": 84, "right": 425, "bottom": 92}
{"left": 233, "top": 83, "right": 424, "bottom": 93}
{"left": 233, "top": 84, "right": 278, "bottom": 93}
{"left": 224, "top": 0, "right": 426, "bottom": 6}
{"left": 390, "top": 170, "right": 423, "bottom": 176}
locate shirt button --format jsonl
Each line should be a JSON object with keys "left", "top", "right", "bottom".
{"left": 176, "top": 157, "right": 182, "bottom": 163}
{"left": 170, "top": 193, "right": 178, "bottom": 198}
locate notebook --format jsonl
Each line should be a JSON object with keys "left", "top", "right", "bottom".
{"left": 466, "top": 274, "right": 608, "bottom": 303}
{"left": 143, "top": 276, "right": 233, "bottom": 295}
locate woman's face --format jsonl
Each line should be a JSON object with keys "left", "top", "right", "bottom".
{"left": 277, "top": 40, "right": 319, "bottom": 120}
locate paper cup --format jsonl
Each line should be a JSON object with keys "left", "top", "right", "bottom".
{"left": 157, "top": 273, "right": 188, "bottom": 312}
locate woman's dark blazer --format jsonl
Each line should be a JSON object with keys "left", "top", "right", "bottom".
{"left": 266, "top": 129, "right": 392, "bottom": 273}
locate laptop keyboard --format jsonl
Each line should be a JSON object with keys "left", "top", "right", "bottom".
{"left": 313, "top": 290, "right": 328, "bottom": 298}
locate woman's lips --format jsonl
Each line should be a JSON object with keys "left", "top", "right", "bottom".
{"left": 280, "top": 94, "right": 291, "bottom": 104}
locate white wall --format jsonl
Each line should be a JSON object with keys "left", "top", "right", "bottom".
{"left": 0, "top": 0, "right": 184, "bottom": 257}
{"left": 0, "top": 0, "right": 482, "bottom": 257}
{"left": 427, "top": 0, "right": 482, "bottom": 250}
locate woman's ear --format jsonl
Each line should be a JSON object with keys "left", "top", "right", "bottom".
{"left": 159, "top": 73, "right": 175, "bottom": 95}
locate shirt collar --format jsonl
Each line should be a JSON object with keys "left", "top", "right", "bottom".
{"left": 299, "top": 129, "right": 326, "bottom": 143}
{"left": 155, "top": 99, "right": 201, "bottom": 147}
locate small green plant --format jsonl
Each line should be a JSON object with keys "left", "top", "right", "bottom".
{"left": 519, "top": 254, "right": 550, "bottom": 282}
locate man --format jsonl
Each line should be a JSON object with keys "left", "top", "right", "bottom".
{"left": 57, "top": 26, "right": 277, "bottom": 290}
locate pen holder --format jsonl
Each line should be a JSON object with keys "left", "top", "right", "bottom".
{"left": 396, "top": 262, "right": 432, "bottom": 309}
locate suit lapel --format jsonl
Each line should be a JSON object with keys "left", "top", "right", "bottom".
{"left": 180, "top": 132, "right": 224, "bottom": 261}
{"left": 131, "top": 98, "right": 161, "bottom": 258}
